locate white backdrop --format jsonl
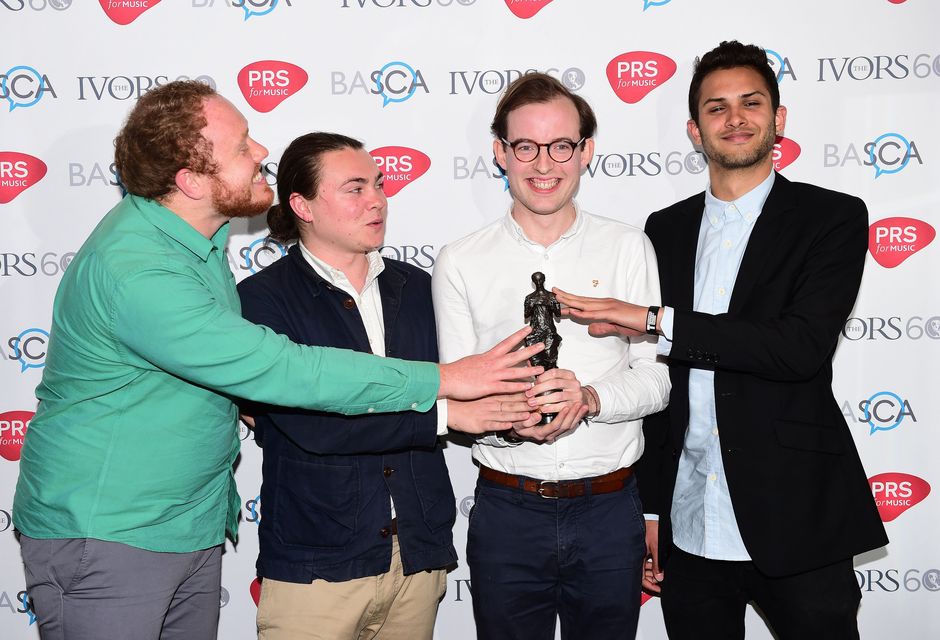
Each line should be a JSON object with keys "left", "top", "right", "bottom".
{"left": 1, "top": 1, "right": 938, "bottom": 638}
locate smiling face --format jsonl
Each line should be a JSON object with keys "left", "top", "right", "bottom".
{"left": 291, "top": 147, "right": 387, "bottom": 263}
{"left": 494, "top": 96, "right": 594, "bottom": 225}
{"left": 201, "top": 96, "right": 272, "bottom": 218}
{"left": 688, "top": 66, "right": 786, "bottom": 175}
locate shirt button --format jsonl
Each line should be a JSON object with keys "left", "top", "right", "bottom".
{"left": 710, "top": 217, "right": 718, "bottom": 225}
{"left": 718, "top": 287, "right": 726, "bottom": 296}
{"left": 745, "top": 213, "right": 753, "bottom": 222}
{"left": 367, "top": 407, "right": 375, "bottom": 413}
{"left": 543, "top": 253, "right": 550, "bottom": 260}
{"left": 383, "top": 467, "right": 395, "bottom": 477}
{"left": 723, "top": 240, "right": 732, "bottom": 249}
{"left": 379, "top": 527, "right": 390, "bottom": 538}
{"left": 411, "top": 402, "right": 418, "bottom": 409}
{"left": 712, "top": 427, "right": 719, "bottom": 436}
{"left": 343, "top": 299, "right": 355, "bottom": 309}
{"left": 708, "top": 473, "right": 717, "bottom": 482}
{"left": 558, "top": 462, "right": 565, "bottom": 468}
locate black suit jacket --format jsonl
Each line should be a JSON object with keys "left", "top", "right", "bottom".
{"left": 638, "top": 174, "right": 887, "bottom": 577}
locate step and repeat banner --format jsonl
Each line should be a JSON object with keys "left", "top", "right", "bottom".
{"left": 1, "top": 1, "right": 937, "bottom": 638}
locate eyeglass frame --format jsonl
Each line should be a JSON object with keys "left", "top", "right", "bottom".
{"left": 499, "top": 136, "right": 587, "bottom": 163}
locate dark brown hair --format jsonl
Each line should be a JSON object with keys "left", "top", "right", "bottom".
{"left": 114, "top": 80, "right": 218, "bottom": 200}
{"left": 688, "top": 41, "right": 780, "bottom": 125}
{"left": 266, "top": 132, "right": 364, "bottom": 243}
{"left": 490, "top": 72, "right": 596, "bottom": 143}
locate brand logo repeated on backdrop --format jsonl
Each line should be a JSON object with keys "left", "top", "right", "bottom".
{"left": 772, "top": 136, "right": 801, "bottom": 171}
{"left": 606, "top": 51, "right": 676, "bottom": 104}
{"left": 0, "top": 0, "right": 71, "bottom": 10}
{"left": 237, "top": 61, "right": 308, "bottom": 112}
{"left": 229, "top": 238, "right": 288, "bottom": 275}
{"left": 245, "top": 494, "right": 261, "bottom": 524}
{"left": 77, "top": 74, "right": 216, "bottom": 101}
{"left": 585, "top": 150, "right": 706, "bottom": 178}
{"left": 0, "top": 509, "right": 11, "bottom": 532}
{"left": 0, "top": 589, "right": 35, "bottom": 626}
{"left": 642, "top": 0, "right": 670, "bottom": 10}
{"left": 504, "top": 0, "right": 553, "bottom": 19}
{"left": 249, "top": 578, "right": 261, "bottom": 606}
{"left": 842, "top": 391, "right": 916, "bottom": 435}
{"left": 331, "top": 62, "right": 428, "bottom": 106}
{"left": 449, "top": 67, "right": 585, "bottom": 95}
{"left": 0, "top": 252, "right": 75, "bottom": 277}
{"left": 69, "top": 161, "right": 127, "bottom": 196}
{"left": 6, "top": 328, "right": 48, "bottom": 372}
{"left": 823, "top": 133, "right": 923, "bottom": 177}
{"left": 868, "top": 217, "right": 935, "bottom": 268}
{"left": 765, "top": 49, "right": 797, "bottom": 82}
{"left": 1, "top": 66, "right": 57, "bottom": 111}
{"left": 98, "top": 0, "right": 161, "bottom": 25}
{"left": 817, "top": 53, "right": 940, "bottom": 81}
{"left": 869, "top": 473, "right": 930, "bottom": 522}
{"left": 369, "top": 146, "right": 430, "bottom": 196}
{"left": 0, "top": 410, "right": 32, "bottom": 461}
{"left": 843, "top": 315, "right": 940, "bottom": 341}
{"left": 341, "top": 0, "right": 476, "bottom": 7}
{"left": 857, "top": 568, "right": 940, "bottom": 592}
{"left": 0, "top": 152, "right": 47, "bottom": 204}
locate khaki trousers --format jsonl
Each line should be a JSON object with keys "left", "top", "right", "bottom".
{"left": 257, "top": 536, "right": 447, "bottom": 640}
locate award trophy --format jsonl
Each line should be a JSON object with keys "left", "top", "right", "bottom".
{"left": 524, "top": 272, "right": 561, "bottom": 425}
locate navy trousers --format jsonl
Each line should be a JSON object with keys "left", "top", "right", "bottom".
{"left": 467, "top": 473, "right": 646, "bottom": 640}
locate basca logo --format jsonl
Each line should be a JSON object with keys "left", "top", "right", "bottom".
{"left": 98, "top": 0, "right": 161, "bottom": 25}
{"left": 606, "top": 51, "right": 676, "bottom": 104}
{"left": 772, "top": 136, "right": 800, "bottom": 171}
{"left": 817, "top": 54, "right": 940, "bottom": 82}
{"left": 449, "top": 67, "right": 585, "bottom": 95}
{"left": 77, "top": 74, "right": 216, "bottom": 101}
{"left": 642, "top": 0, "right": 671, "bottom": 10}
{"left": 0, "top": 509, "right": 11, "bottom": 532}
{"left": 843, "top": 315, "right": 940, "bottom": 341}
{"left": 68, "top": 161, "right": 127, "bottom": 196}
{"left": 869, "top": 473, "right": 930, "bottom": 522}
{"left": 249, "top": 577, "right": 261, "bottom": 606}
{"left": 332, "top": 62, "right": 428, "bottom": 106}
{"left": 0, "top": 152, "right": 46, "bottom": 204}
{"left": 453, "top": 155, "right": 509, "bottom": 190}
{"left": 7, "top": 328, "right": 48, "bottom": 372}
{"left": 341, "top": 0, "right": 476, "bottom": 7}
{"left": 230, "top": 237, "right": 287, "bottom": 275}
{"left": 1, "top": 66, "right": 57, "bottom": 111}
{"left": 0, "top": 590, "right": 35, "bottom": 626}
{"left": 379, "top": 244, "right": 436, "bottom": 269}
{"left": 370, "top": 146, "right": 430, "bottom": 196}
{"left": 234, "top": 0, "right": 289, "bottom": 20}
{"left": 0, "top": 251, "right": 75, "bottom": 277}
{"left": 0, "top": 410, "right": 32, "bottom": 461}
{"left": 585, "top": 150, "right": 707, "bottom": 179}
{"left": 245, "top": 494, "right": 261, "bottom": 524}
{"left": 868, "top": 217, "right": 935, "bottom": 268}
{"left": 841, "top": 391, "right": 916, "bottom": 435}
{"left": 766, "top": 49, "right": 797, "bottom": 83}
{"left": 219, "top": 586, "right": 230, "bottom": 608}
{"left": 0, "top": 0, "right": 72, "bottom": 11}
{"left": 823, "top": 133, "right": 923, "bottom": 178}
{"left": 503, "top": 0, "right": 553, "bottom": 19}
{"left": 237, "top": 61, "right": 308, "bottom": 113}
{"left": 458, "top": 495, "right": 474, "bottom": 518}
{"left": 856, "top": 568, "right": 940, "bottom": 593}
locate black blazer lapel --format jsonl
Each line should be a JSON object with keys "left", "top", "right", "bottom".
{"left": 378, "top": 259, "right": 406, "bottom": 357}
{"left": 674, "top": 194, "right": 705, "bottom": 313}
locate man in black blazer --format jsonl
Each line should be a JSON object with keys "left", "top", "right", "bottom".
{"left": 554, "top": 41, "right": 887, "bottom": 639}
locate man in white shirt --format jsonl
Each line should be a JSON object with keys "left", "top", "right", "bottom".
{"left": 432, "top": 73, "right": 671, "bottom": 640}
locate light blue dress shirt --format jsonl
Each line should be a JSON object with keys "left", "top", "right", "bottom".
{"left": 657, "top": 170, "right": 775, "bottom": 560}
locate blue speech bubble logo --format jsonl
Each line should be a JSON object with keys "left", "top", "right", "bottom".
{"left": 765, "top": 49, "right": 786, "bottom": 83}
{"left": 245, "top": 495, "right": 261, "bottom": 523}
{"left": 243, "top": 238, "right": 287, "bottom": 274}
{"left": 864, "top": 390, "right": 907, "bottom": 435}
{"left": 643, "top": 0, "right": 671, "bottom": 10}
{"left": 18, "top": 592, "right": 36, "bottom": 626}
{"left": 241, "top": 0, "right": 278, "bottom": 21}
{"left": 869, "top": 132, "right": 912, "bottom": 179}
{"left": 12, "top": 328, "right": 49, "bottom": 373}
{"left": 375, "top": 61, "right": 418, "bottom": 107}
{"left": 3, "top": 65, "right": 45, "bottom": 112}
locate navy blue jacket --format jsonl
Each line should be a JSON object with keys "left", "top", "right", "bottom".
{"left": 237, "top": 246, "right": 457, "bottom": 583}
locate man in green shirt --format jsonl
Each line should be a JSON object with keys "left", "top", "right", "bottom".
{"left": 13, "top": 80, "right": 542, "bottom": 640}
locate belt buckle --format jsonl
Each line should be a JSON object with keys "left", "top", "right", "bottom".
{"left": 538, "top": 480, "right": 559, "bottom": 499}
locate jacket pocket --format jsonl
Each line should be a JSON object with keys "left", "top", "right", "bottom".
{"left": 774, "top": 419, "right": 845, "bottom": 455}
{"left": 273, "top": 457, "right": 358, "bottom": 548}
{"left": 411, "top": 450, "right": 456, "bottom": 533}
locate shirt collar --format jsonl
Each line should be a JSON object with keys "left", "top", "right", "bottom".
{"left": 502, "top": 201, "right": 585, "bottom": 247}
{"left": 130, "top": 194, "right": 228, "bottom": 261}
{"left": 703, "top": 170, "right": 775, "bottom": 229}
{"left": 298, "top": 241, "right": 385, "bottom": 292}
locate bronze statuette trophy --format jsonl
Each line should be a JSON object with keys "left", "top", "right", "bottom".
{"left": 524, "top": 272, "right": 561, "bottom": 425}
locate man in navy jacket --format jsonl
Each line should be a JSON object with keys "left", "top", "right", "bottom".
{"left": 239, "top": 133, "right": 540, "bottom": 639}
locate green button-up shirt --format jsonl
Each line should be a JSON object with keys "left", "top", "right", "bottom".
{"left": 14, "top": 195, "right": 439, "bottom": 553}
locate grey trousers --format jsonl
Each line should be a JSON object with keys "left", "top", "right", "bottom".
{"left": 19, "top": 535, "right": 222, "bottom": 640}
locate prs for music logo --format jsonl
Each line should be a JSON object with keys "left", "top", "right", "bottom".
{"left": 98, "top": 0, "right": 161, "bottom": 25}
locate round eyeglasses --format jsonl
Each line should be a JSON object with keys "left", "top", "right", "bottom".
{"left": 501, "top": 137, "right": 586, "bottom": 163}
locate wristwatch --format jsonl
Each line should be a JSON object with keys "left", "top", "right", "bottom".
{"left": 646, "top": 306, "right": 660, "bottom": 335}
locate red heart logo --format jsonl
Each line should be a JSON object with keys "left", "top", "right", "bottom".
{"left": 250, "top": 577, "right": 262, "bottom": 606}
{"left": 504, "top": 0, "right": 555, "bottom": 19}
{"left": 606, "top": 52, "right": 676, "bottom": 104}
{"left": 0, "top": 411, "right": 33, "bottom": 462}
{"left": 869, "top": 473, "right": 930, "bottom": 522}
{"left": 238, "top": 61, "right": 309, "bottom": 113}
{"left": 98, "top": 0, "right": 161, "bottom": 25}
{"left": 640, "top": 591, "right": 653, "bottom": 606}
{"left": 868, "top": 217, "right": 935, "bottom": 268}
{"left": 772, "top": 136, "right": 801, "bottom": 171}
{"left": 369, "top": 146, "right": 431, "bottom": 197}
{"left": 0, "top": 152, "right": 47, "bottom": 205}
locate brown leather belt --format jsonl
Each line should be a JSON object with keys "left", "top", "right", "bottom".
{"left": 479, "top": 465, "right": 633, "bottom": 499}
